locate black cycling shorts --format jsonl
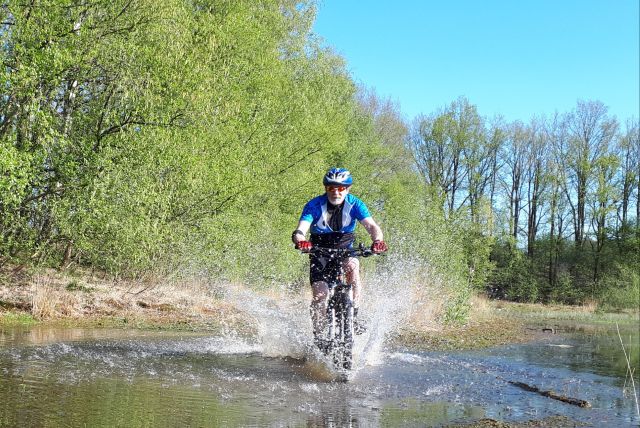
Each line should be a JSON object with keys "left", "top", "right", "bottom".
{"left": 309, "top": 253, "right": 343, "bottom": 284}
{"left": 309, "top": 232, "right": 354, "bottom": 284}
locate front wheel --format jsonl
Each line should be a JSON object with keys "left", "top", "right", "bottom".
{"left": 333, "top": 303, "right": 354, "bottom": 370}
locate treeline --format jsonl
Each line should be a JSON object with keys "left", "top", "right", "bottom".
{"left": 410, "top": 97, "right": 639, "bottom": 309}
{"left": 1, "top": 1, "right": 473, "bottom": 319}
{"left": 1, "top": 1, "right": 636, "bottom": 317}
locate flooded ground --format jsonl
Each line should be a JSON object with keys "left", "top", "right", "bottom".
{"left": 0, "top": 322, "right": 638, "bottom": 427}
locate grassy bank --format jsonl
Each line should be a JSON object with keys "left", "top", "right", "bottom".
{"left": 1, "top": 266, "right": 638, "bottom": 351}
{"left": 394, "top": 294, "right": 639, "bottom": 351}
{"left": 0, "top": 266, "right": 254, "bottom": 334}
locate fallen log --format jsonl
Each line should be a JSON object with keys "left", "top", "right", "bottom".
{"left": 508, "top": 380, "right": 591, "bottom": 408}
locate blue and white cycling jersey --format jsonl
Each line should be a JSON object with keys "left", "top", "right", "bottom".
{"left": 299, "top": 194, "right": 371, "bottom": 234}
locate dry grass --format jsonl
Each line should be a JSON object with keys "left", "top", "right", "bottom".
{"left": 31, "top": 275, "right": 58, "bottom": 320}
{"left": 617, "top": 322, "right": 640, "bottom": 418}
{"left": 1, "top": 267, "right": 250, "bottom": 331}
{"left": 492, "top": 297, "right": 639, "bottom": 324}
{"left": 468, "top": 294, "right": 495, "bottom": 320}
{"left": 3, "top": 265, "right": 636, "bottom": 352}
{"left": 403, "top": 282, "right": 446, "bottom": 331}
{"left": 394, "top": 294, "right": 531, "bottom": 351}
{"left": 33, "top": 275, "right": 81, "bottom": 319}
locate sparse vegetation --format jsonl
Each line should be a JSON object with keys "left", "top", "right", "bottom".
{"left": 0, "top": 267, "right": 254, "bottom": 332}
{"left": 2, "top": 269, "right": 636, "bottom": 354}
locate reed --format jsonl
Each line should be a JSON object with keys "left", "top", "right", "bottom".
{"left": 616, "top": 322, "right": 639, "bottom": 419}
{"left": 31, "top": 276, "right": 57, "bottom": 320}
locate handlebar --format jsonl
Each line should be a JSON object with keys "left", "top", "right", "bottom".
{"left": 303, "top": 243, "right": 377, "bottom": 258}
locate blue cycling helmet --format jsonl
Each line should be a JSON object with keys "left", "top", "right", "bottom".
{"left": 323, "top": 168, "right": 353, "bottom": 186}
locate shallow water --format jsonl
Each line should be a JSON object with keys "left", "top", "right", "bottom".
{"left": 0, "top": 323, "right": 638, "bottom": 427}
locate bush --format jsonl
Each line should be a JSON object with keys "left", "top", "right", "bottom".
{"left": 381, "top": 176, "right": 472, "bottom": 323}
{"left": 488, "top": 240, "right": 539, "bottom": 303}
{"left": 547, "top": 271, "right": 585, "bottom": 305}
{"left": 597, "top": 265, "right": 640, "bottom": 311}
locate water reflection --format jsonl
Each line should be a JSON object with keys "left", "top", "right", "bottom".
{"left": 0, "top": 325, "right": 638, "bottom": 427}
{"left": 0, "top": 325, "right": 199, "bottom": 346}
{"left": 475, "top": 323, "right": 639, "bottom": 385}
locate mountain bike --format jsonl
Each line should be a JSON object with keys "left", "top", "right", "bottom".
{"left": 306, "top": 244, "right": 375, "bottom": 371}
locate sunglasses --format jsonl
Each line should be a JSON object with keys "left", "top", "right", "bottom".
{"left": 325, "top": 185, "right": 349, "bottom": 192}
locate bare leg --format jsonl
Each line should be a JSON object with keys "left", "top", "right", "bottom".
{"left": 344, "top": 257, "right": 361, "bottom": 307}
{"left": 344, "top": 257, "right": 367, "bottom": 334}
{"left": 310, "top": 281, "right": 329, "bottom": 336}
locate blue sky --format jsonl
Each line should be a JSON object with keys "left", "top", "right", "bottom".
{"left": 312, "top": 1, "right": 639, "bottom": 124}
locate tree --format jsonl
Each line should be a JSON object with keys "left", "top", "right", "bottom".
{"left": 410, "top": 110, "right": 457, "bottom": 213}
{"left": 0, "top": 0, "right": 365, "bottom": 275}
{"left": 617, "top": 119, "right": 639, "bottom": 230}
{"left": 1, "top": 0, "right": 196, "bottom": 263}
{"left": 462, "top": 111, "right": 495, "bottom": 224}
{"left": 544, "top": 112, "right": 569, "bottom": 287}
{"left": 563, "top": 100, "right": 618, "bottom": 245}
{"left": 449, "top": 97, "right": 483, "bottom": 215}
{"left": 524, "top": 117, "right": 548, "bottom": 257}
{"left": 486, "top": 117, "right": 507, "bottom": 215}
{"left": 590, "top": 153, "right": 619, "bottom": 283}
{"left": 410, "top": 97, "right": 487, "bottom": 218}
{"left": 500, "top": 121, "right": 528, "bottom": 243}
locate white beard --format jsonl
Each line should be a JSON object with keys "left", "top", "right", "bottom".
{"left": 327, "top": 194, "right": 346, "bottom": 205}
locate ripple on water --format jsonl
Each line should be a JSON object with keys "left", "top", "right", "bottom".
{"left": 1, "top": 296, "right": 638, "bottom": 427}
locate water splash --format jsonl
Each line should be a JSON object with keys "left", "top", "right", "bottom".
{"left": 220, "top": 258, "right": 443, "bottom": 378}
{"left": 356, "top": 257, "right": 441, "bottom": 368}
{"left": 222, "top": 283, "right": 312, "bottom": 359}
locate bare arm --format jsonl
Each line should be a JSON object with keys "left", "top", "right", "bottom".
{"left": 360, "top": 217, "right": 383, "bottom": 242}
{"left": 292, "top": 220, "right": 311, "bottom": 245}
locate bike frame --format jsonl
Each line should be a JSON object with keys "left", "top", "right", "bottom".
{"left": 307, "top": 245, "right": 374, "bottom": 370}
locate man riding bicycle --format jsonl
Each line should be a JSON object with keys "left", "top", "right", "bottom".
{"left": 291, "top": 168, "right": 388, "bottom": 350}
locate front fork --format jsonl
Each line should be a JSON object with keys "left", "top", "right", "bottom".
{"left": 327, "top": 284, "right": 354, "bottom": 344}
{"left": 312, "top": 283, "right": 354, "bottom": 354}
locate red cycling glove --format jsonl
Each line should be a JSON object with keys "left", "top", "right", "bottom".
{"left": 296, "top": 240, "right": 313, "bottom": 252}
{"left": 371, "top": 240, "right": 388, "bottom": 254}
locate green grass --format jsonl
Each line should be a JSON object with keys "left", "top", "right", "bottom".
{"left": 65, "top": 280, "right": 94, "bottom": 293}
{"left": 495, "top": 301, "right": 639, "bottom": 326}
{"left": 0, "top": 311, "right": 38, "bottom": 326}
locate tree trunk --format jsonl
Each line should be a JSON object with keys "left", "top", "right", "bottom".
{"left": 449, "top": 156, "right": 459, "bottom": 214}
{"left": 637, "top": 162, "right": 640, "bottom": 233}
{"left": 527, "top": 169, "right": 540, "bottom": 257}
{"left": 511, "top": 172, "right": 521, "bottom": 242}
{"left": 548, "top": 192, "right": 557, "bottom": 288}
{"left": 576, "top": 174, "right": 587, "bottom": 245}
{"left": 60, "top": 240, "right": 73, "bottom": 270}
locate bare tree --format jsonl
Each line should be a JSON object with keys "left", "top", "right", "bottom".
{"left": 410, "top": 100, "right": 469, "bottom": 216}
{"left": 410, "top": 111, "right": 456, "bottom": 209}
{"left": 590, "top": 151, "right": 619, "bottom": 282}
{"left": 617, "top": 119, "right": 639, "bottom": 229}
{"left": 524, "top": 117, "right": 549, "bottom": 257}
{"left": 357, "top": 87, "right": 408, "bottom": 150}
{"left": 563, "top": 100, "right": 618, "bottom": 245}
{"left": 500, "top": 121, "right": 528, "bottom": 243}
{"left": 487, "top": 117, "right": 508, "bottom": 212}
{"left": 461, "top": 110, "right": 494, "bottom": 223}
{"left": 544, "top": 113, "right": 577, "bottom": 288}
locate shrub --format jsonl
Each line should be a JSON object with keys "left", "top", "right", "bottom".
{"left": 597, "top": 265, "right": 640, "bottom": 311}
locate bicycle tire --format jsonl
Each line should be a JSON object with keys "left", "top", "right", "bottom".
{"left": 327, "top": 286, "right": 354, "bottom": 370}
{"left": 304, "top": 244, "right": 380, "bottom": 372}
{"left": 339, "top": 302, "right": 354, "bottom": 370}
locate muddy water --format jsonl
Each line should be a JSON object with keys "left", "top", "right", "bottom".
{"left": 0, "top": 323, "right": 638, "bottom": 427}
